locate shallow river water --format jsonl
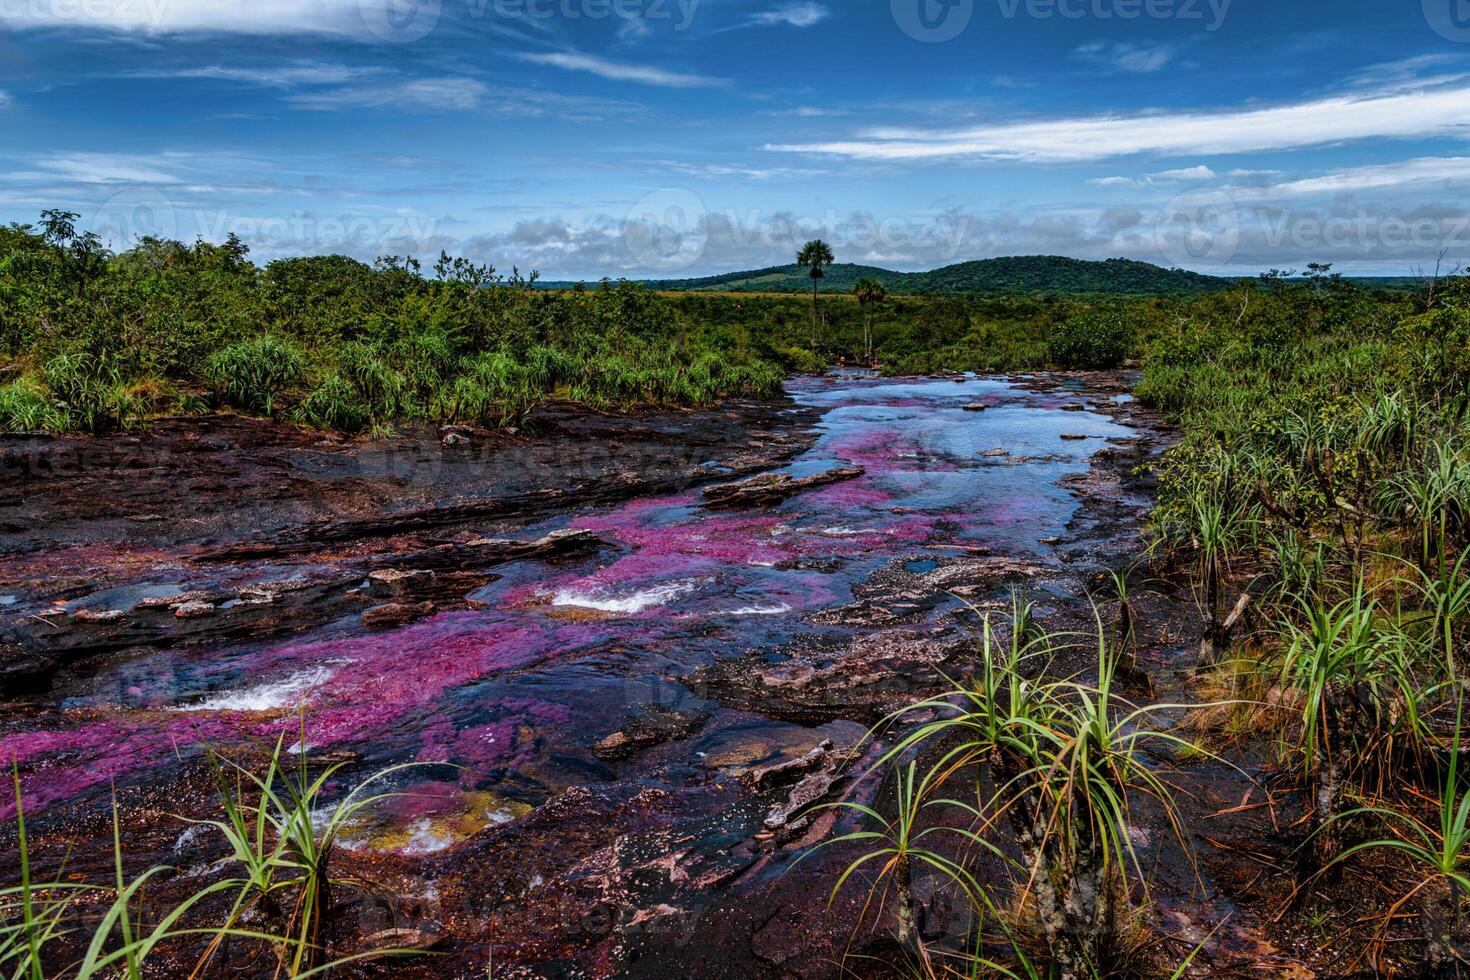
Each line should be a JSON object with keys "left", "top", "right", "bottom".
{"left": 4, "top": 375, "right": 1185, "bottom": 973}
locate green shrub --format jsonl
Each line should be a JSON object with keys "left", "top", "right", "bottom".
{"left": 297, "top": 373, "right": 370, "bottom": 432}
{"left": 0, "top": 375, "right": 63, "bottom": 432}
{"left": 442, "top": 351, "right": 543, "bottom": 427}
{"left": 1047, "top": 311, "right": 1133, "bottom": 369}
{"left": 42, "top": 352, "right": 144, "bottom": 433}
{"left": 205, "top": 336, "right": 305, "bottom": 416}
{"left": 775, "top": 346, "right": 825, "bottom": 374}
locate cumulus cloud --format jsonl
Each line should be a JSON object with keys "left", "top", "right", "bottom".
{"left": 767, "top": 80, "right": 1470, "bottom": 162}
{"left": 1089, "top": 165, "right": 1216, "bottom": 187}
{"left": 752, "top": 3, "right": 829, "bottom": 28}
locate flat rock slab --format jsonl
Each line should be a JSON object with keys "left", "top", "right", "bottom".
{"left": 702, "top": 466, "right": 865, "bottom": 509}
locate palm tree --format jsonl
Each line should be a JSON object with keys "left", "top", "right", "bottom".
{"left": 852, "top": 277, "right": 886, "bottom": 364}
{"left": 796, "top": 239, "right": 835, "bottom": 349}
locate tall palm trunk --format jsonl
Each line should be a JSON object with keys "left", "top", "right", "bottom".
{"left": 810, "top": 276, "right": 820, "bottom": 349}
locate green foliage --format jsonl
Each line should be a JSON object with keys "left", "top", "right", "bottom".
{"left": 297, "top": 374, "right": 370, "bottom": 433}
{"left": 41, "top": 353, "right": 144, "bottom": 434}
{"left": 2, "top": 736, "right": 420, "bottom": 979}
{"left": 0, "top": 215, "right": 792, "bottom": 433}
{"left": 0, "top": 377, "right": 63, "bottom": 432}
{"left": 1047, "top": 310, "right": 1133, "bottom": 369}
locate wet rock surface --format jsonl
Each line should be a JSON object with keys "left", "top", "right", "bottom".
{"left": 0, "top": 374, "right": 1308, "bottom": 977}
{"left": 701, "top": 466, "right": 864, "bottom": 509}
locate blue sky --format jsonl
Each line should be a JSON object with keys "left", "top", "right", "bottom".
{"left": 3, "top": 0, "right": 1470, "bottom": 276}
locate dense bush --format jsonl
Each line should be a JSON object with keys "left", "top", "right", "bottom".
{"left": 1047, "top": 310, "right": 1134, "bottom": 369}
{"left": 0, "top": 214, "right": 794, "bottom": 434}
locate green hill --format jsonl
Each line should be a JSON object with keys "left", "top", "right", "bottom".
{"left": 623, "top": 255, "right": 1232, "bottom": 296}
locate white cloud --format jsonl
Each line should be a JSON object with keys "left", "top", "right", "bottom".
{"left": 288, "top": 78, "right": 488, "bottom": 112}
{"left": 1074, "top": 41, "right": 1180, "bottom": 73}
{"left": 1, "top": 0, "right": 366, "bottom": 34}
{"left": 1151, "top": 165, "right": 1216, "bottom": 181}
{"left": 520, "top": 51, "right": 724, "bottom": 88}
{"left": 1235, "top": 156, "right": 1470, "bottom": 198}
{"left": 36, "top": 153, "right": 182, "bottom": 184}
{"left": 768, "top": 81, "right": 1470, "bottom": 162}
{"left": 752, "top": 3, "right": 829, "bottom": 28}
{"left": 1086, "top": 166, "right": 1214, "bottom": 188}
{"left": 0, "top": 90, "right": 11, "bottom": 108}
{"left": 171, "top": 64, "right": 373, "bottom": 87}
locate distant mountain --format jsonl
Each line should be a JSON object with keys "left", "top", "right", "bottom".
{"left": 627, "top": 256, "right": 1234, "bottom": 296}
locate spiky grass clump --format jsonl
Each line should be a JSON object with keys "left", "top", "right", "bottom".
{"left": 205, "top": 336, "right": 305, "bottom": 418}
{"left": 823, "top": 605, "right": 1213, "bottom": 978}
{"left": 0, "top": 376, "right": 64, "bottom": 432}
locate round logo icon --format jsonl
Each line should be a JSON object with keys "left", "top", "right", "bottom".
{"left": 623, "top": 189, "right": 709, "bottom": 274}
{"left": 92, "top": 187, "right": 178, "bottom": 247}
{"left": 1425, "top": 0, "right": 1470, "bottom": 42}
{"left": 1154, "top": 189, "right": 1241, "bottom": 271}
{"left": 892, "top": 0, "right": 974, "bottom": 43}
{"left": 358, "top": 0, "right": 442, "bottom": 43}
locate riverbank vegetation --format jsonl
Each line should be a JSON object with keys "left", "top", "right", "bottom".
{"left": 3, "top": 728, "right": 425, "bottom": 978}
{"left": 0, "top": 212, "right": 784, "bottom": 435}
{"left": 6, "top": 210, "right": 1425, "bottom": 438}
{"left": 836, "top": 269, "right": 1470, "bottom": 975}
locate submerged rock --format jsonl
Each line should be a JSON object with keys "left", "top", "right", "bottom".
{"left": 595, "top": 705, "right": 710, "bottom": 761}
